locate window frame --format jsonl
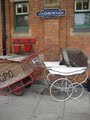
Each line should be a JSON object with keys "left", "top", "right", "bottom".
{"left": 44, "top": 0, "right": 59, "bottom": 8}
{"left": 16, "top": 2, "right": 28, "bottom": 15}
{"left": 14, "top": 1, "right": 29, "bottom": 31}
{"left": 75, "top": 0, "right": 90, "bottom": 12}
{"left": 74, "top": 0, "right": 90, "bottom": 32}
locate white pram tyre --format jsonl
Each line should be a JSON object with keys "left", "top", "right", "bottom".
{"left": 68, "top": 82, "right": 84, "bottom": 99}
{"left": 50, "top": 78, "right": 73, "bottom": 102}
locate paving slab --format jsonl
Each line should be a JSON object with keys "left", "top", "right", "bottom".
{"left": 0, "top": 87, "right": 42, "bottom": 120}
{"left": 63, "top": 112, "right": 90, "bottom": 120}
{"left": 30, "top": 95, "right": 64, "bottom": 120}
{"left": 64, "top": 89, "right": 90, "bottom": 114}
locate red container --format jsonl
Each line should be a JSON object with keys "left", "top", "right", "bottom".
{"left": 30, "top": 38, "right": 36, "bottom": 44}
{"left": 20, "top": 38, "right": 30, "bottom": 44}
{"left": 13, "top": 38, "right": 20, "bottom": 44}
{"left": 13, "top": 45, "right": 21, "bottom": 53}
{"left": 24, "top": 45, "right": 32, "bottom": 52}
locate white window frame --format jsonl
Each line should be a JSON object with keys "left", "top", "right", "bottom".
{"left": 75, "top": 0, "right": 90, "bottom": 12}
{"left": 16, "top": 2, "right": 28, "bottom": 15}
{"left": 14, "top": 1, "right": 29, "bottom": 31}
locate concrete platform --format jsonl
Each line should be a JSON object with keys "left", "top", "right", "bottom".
{"left": 0, "top": 84, "right": 90, "bottom": 120}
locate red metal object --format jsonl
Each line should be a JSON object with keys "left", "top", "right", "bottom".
{"left": 30, "top": 38, "right": 36, "bottom": 44}
{"left": 13, "top": 45, "right": 21, "bottom": 53}
{"left": 10, "top": 83, "right": 24, "bottom": 96}
{"left": 19, "top": 38, "right": 30, "bottom": 44}
{"left": 13, "top": 38, "right": 20, "bottom": 44}
{"left": 13, "top": 38, "right": 36, "bottom": 53}
{"left": 24, "top": 44, "right": 32, "bottom": 52}
{"left": 0, "top": 47, "right": 49, "bottom": 96}
{"left": 13, "top": 38, "right": 36, "bottom": 44}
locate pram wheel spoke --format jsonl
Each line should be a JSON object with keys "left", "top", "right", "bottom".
{"left": 50, "top": 78, "right": 73, "bottom": 102}
{"left": 68, "top": 82, "right": 84, "bottom": 99}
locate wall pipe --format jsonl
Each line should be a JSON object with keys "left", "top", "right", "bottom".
{"left": 1, "top": 0, "right": 7, "bottom": 55}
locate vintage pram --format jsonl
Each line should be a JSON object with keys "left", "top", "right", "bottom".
{"left": 33, "top": 48, "right": 88, "bottom": 101}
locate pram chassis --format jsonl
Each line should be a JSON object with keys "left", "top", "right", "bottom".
{"left": 33, "top": 48, "right": 88, "bottom": 101}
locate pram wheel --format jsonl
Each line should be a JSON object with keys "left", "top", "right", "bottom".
{"left": 68, "top": 82, "right": 84, "bottom": 99}
{"left": 50, "top": 78, "right": 73, "bottom": 102}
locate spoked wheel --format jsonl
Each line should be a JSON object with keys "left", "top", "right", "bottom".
{"left": 10, "top": 82, "right": 24, "bottom": 96}
{"left": 46, "top": 73, "right": 62, "bottom": 90}
{"left": 50, "top": 78, "right": 73, "bottom": 102}
{"left": 68, "top": 82, "right": 84, "bottom": 99}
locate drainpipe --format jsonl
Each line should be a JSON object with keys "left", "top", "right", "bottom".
{"left": 1, "top": 0, "right": 7, "bottom": 55}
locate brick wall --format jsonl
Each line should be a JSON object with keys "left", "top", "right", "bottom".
{"left": 5, "top": 0, "right": 12, "bottom": 53}
{"left": 29, "top": 0, "right": 44, "bottom": 50}
{"left": 44, "top": 19, "right": 60, "bottom": 61}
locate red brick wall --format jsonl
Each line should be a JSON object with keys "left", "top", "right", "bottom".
{"left": 5, "top": 0, "right": 12, "bottom": 53}
{"left": 44, "top": 19, "right": 60, "bottom": 61}
{"left": 29, "top": 0, "right": 44, "bottom": 51}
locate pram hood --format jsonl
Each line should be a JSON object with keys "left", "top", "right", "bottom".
{"left": 60, "top": 48, "right": 88, "bottom": 67}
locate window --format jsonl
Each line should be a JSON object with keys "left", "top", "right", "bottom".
{"left": 44, "top": 0, "right": 59, "bottom": 8}
{"left": 75, "top": 0, "right": 89, "bottom": 11}
{"left": 15, "top": 2, "right": 29, "bottom": 31}
{"left": 74, "top": 0, "right": 90, "bottom": 31}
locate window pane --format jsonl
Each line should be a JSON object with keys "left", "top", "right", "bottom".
{"left": 83, "top": 0, "right": 89, "bottom": 9}
{"left": 16, "top": 4, "right": 22, "bottom": 13}
{"left": 84, "top": 13, "right": 90, "bottom": 24}
{"left": 23, "top": 3, "right": 28, "bottom": 13}
{"left": 75, "top": 13, "right": 90, "bottom": 25}
{"left": 76, "top": 2, "right": 82, "bottom": 10}
{"left": 16, "top": 15, "right": 28, "bottom": 27}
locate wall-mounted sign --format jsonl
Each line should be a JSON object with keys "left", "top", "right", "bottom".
{"left": 37, "top": 9, "right": 66, "bottom": 18}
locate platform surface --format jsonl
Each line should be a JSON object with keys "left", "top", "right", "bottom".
{"left": 0, "top": 54, "right": 28, "bottom": 62}
{"left": 0, "top": 83, "right": 90, "bottom": 120}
